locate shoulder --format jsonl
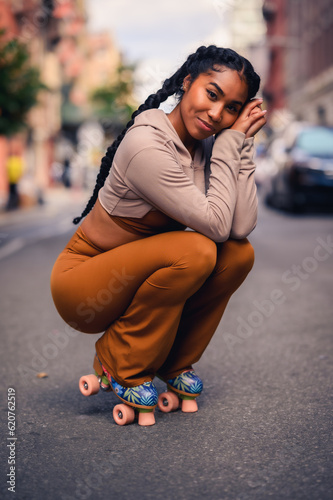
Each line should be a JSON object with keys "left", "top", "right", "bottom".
{"left": 127, "top": 109, "right": 175, "bottom": 145}
{"left": 115, "top": 109, "right": 177, "bottom": 166}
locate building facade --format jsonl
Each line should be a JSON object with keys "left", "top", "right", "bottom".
{"left": 0, "top": 0, "right": 64, "bottom": 204}
{"left": 285, "top": 0, "right": 333, "bottom": 125}
{"left": 263, "top": 0, "right": 333, "bottom": 128}
{"left": 0, "top": 0, "right": 123, "bottom": 205}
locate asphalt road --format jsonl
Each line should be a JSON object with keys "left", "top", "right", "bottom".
{"left": 1, "top": 192, "right": 333, "bottom": 500}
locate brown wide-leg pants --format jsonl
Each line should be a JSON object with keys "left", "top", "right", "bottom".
{"left": 50, "top": 227, "right": 254, "bottom": 387}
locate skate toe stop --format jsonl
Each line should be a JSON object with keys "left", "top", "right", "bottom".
{"left": 138, "top": 411, "right": 155, "bottom": 426}
{"left": 181, "top": 399, "right": 198, "bottom": 413}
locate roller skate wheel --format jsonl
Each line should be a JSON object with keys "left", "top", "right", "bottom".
{"left": 79, "top": 374, "right": 100, "bottom": 396}
{"left": 181, "top": 398, "right": 198, "bottom": 413}
{"left": 138, "top": 410, "right": 155, "bottom": 426}
{"left": 113, "top": 404, "right": 135, "bottom": 426}
{"left": 157, "top": 391, "right": 179, "bottom": 413}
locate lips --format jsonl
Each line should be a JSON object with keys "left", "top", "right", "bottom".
{"left": 197, "top": 117, "right": 215, "bottom": 133}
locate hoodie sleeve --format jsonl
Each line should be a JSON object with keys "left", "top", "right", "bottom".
{"left": 229, "top": 137, "right": 258, "bottom": 239}
{"left": 124, "top": 129, "right": 255, "bottom": 242}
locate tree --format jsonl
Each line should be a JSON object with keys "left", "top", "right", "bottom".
{"left": 0, "top": 29, "right": 46, "bottom": 137}
{"left": 90, "top": 62, "right": 137, "bottom": 134}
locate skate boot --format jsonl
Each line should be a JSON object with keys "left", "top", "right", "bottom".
{"left": 79, "top": 354, "right": 158, "bottom": 426}
{"left": 157, "top": 369, "right": 203, "bottom": 414}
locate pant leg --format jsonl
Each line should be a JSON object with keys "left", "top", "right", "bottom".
{"left": 50, "top": 227, "right": 217, "bottom": 386}
{"left": 158, "top": 238, "right": 255, "bottom": 379}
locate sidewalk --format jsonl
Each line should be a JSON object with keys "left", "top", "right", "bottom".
{"left": 0, "top": 186, "right": 90, "bottom": 261}
{"left": 0, "top": 186, "right": 89, "bottom": 228}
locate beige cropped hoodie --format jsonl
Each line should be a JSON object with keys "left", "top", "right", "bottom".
{"left": 98, "top": 108, "right": 257, "bottom": 243}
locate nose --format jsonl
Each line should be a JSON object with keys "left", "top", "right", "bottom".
{"left": 208, "top": 103, "right": 223, "bottom": 123}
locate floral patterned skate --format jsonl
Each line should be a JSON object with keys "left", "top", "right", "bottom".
{"left": 79, "top": 355, "right": 158, "bottom": 426}
{"left": 157, "top": 369, "right": 203, "bottom": 414}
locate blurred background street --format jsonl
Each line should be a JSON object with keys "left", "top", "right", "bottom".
{"left": 1, "top": 1, "right": 333, "bottom": 499}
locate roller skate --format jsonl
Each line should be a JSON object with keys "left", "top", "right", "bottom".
{"left": 157, "top": 369, "right": 203, "bottom": 414}
{"left": 79, "top": 354, "right": 158, "bottom": 426}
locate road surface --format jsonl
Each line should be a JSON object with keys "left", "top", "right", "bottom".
{"left": 1, "top": 190, "right": 332, "bottom": 499}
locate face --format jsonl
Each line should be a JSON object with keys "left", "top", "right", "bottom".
{"left": 169, "top": 65, "right": 248, "bottom": 148}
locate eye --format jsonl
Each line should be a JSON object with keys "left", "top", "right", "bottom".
{"left": 206, "top": 89, "right": 217, "bottom": 100}
{"left": 227, "top": 104, "right": 238, "bottom": 114}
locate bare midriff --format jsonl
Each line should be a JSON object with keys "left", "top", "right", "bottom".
{"left": 80, "top": 198, "right": 186, "bottom": 252}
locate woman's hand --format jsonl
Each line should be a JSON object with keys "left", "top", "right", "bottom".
{"left": 245, "top": 102, "right": 267, "bottom": 138}
{"left": 231, "top": 99, "right": 267, "bottom": 138}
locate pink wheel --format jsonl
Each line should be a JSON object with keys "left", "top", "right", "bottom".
{"left": 181, "top": 398, "right": 198, "bottom": 413}
{"left": 138, "top": 410, "right": 155, "bottom": 426}
{"left": 158, "top": 391, "right": 179, "bottom": 413}
{"left": 79, "top": 374, "right": 100, "bottom": 396}
{"left": 113, "top": 404, "right": 135, "bottom": 426}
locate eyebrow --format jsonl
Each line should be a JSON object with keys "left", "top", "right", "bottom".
{"left": 209, "top": 82, "right": 244, "bottom": 107}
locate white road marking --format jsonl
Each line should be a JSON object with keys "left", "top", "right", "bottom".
{"left": 0, "top": 220, "right": 74, "bottom": 261}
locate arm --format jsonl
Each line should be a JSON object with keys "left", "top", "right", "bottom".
{"left": 229, "top": 137, "right": 258, "bottom": 239}
{"left": 124, "top": 129, "right": 246, "bottom": 242}
{"left": 228, "top": 99, "right": 267, "bottom": 238}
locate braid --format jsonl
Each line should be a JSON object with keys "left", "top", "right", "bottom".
{"left": 73, "top": 45, "right": 260, "bottom": 224}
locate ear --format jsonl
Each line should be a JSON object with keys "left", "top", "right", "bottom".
{"left": 182, "top": 74, "right": 192, "bottom": 92}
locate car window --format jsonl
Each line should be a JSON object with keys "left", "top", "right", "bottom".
{"left": 296, "top": 127, "right": 333, "bottom": 157}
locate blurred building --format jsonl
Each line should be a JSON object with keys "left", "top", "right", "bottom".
{"left": 286, "top": 0, "right": 333, "bottom": 126}
{"left": 229, "top": 0, "right": 268, "bottom": 85}
{"left": 53, "top": 2, "right": 121, "bottom": 128}
{"left": 0, "top": 0, "right": 122, "bottom": 206}
{"left": 53, "top": 0, "right": 88, "bottom": 130}
{"left": 86, "top": 32, "right": 121, "bottom": 92}
{"left": 0, "top": 0, "right": 63, "bottom": 203}
{"left": 263, "top": 0, "right": 333, "bottom": 128}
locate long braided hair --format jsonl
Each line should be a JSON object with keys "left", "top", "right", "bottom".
{"left": 73, "top": 45, "right": 260, "bottom": 224}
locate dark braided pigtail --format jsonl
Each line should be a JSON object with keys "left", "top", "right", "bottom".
{"left": 73, "top": 45, "right": 260, "bottom": 224}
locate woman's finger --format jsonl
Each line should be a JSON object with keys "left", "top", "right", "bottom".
{"left": 242, "top": 98, "right": 264, "bottom": 115}
{"left": 246, "top": 113, "right": 267, "bottom": 138}
{"left": 248, "top": 109, "right": 267, "bottom": 124}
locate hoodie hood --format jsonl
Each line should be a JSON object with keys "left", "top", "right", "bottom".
{"left": 128, "top": 108, "right": 213, "bottom": 167}
{"left": 131, "top": 108, "right": 182, "bottom": 143}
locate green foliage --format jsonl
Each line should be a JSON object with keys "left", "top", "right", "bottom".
{"left": 0, "top": 29, "right": 47, "bottom": 137}
{"left": 90, "top": 63, "right": 137, "bottom": 125}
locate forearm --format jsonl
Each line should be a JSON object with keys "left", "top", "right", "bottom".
{"left": 203, "top": 129, "right": 245, "bottom": 238}
{"left": 229, "top": 137, "right": 258, "bottom": 239}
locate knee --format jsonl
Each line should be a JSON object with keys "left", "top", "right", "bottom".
{"left": 220, "top": 238, "right": 255, "bottom": 277}
{"left": 185, "top": 233, "right": 217, "bottom": 276}
{"left": 235, "top": 239, "right": 255, "bottom": 274}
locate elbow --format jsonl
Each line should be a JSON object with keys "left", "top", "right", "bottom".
{"left": 214, "top": 232, "right": 230, "bottom": 243}
{"left": 230, "top": 199, "right": 258, "bottom": 239}
{"left": 207, "top": 227, "right": 230, "bottom": 243}
{"left": 229, "top": 222, "right": 256, "bottom": 240}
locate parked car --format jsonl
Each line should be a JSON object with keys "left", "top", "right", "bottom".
{"left": 265, "top": 124, "right": 333, "bottom": 212}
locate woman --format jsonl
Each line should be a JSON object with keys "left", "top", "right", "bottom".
{"left": 50, "top": 45, "right": 267, "bottom": 425}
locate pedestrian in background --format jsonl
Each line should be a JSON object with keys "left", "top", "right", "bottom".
{"left": 50, "top": 45, "right": 267, "bottom": 425}
{"left": 61, "top": 157, "right": 72, "bottom": 189}
{"left": 6, "top": 140, "right": 24, "bottom": 211}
